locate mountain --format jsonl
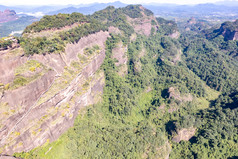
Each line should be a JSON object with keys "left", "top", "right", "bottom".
{"left": 0, "top": 16, "right": 38, "bottom": 38}
{"left": 0, "top": 4, "right": 237, "bottom": 159}
{"left": 218, "top": 20, "right": 238, "bottom": 40}
{"left": 48, "top": 1, "right": 127, "bottom": 15}
{"left": 0, "top": 9, "right": 18, "bottom": 23}
{"left": 145, "top": 3, "right": 238, "bottom": 19}
{"left": 181, "top": 17, "right": 212, "bottom": 32}
{"left": 0, "top": 9, "right": 38, "bottom": 38}
{"left": 216, "top": 0, "right": 238, "bottom": 6}
{"left": 204, "top": 19, "right": 238, "bottom": 40}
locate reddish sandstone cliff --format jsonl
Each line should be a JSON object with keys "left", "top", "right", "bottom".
{"left": 0, "top": 31, "right": 109, "bottom": 154}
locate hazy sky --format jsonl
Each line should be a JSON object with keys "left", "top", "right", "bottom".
{"left": 0, "top": 0, "right": 233, "bottom": 6}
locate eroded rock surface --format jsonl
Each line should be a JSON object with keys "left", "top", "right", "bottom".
{"left": 0, "top": 10, "right": 18, "bottom": 23}
{"left": 0, "top": 31, "right": 110, "bottom": 155}
{"left": 127, "top": 6, "right": 157, "bottom": 36}
{"left": 168, "top": 87, "right": 193, "bottom": 102}
{"left": 172, "top": 127, "right": 196, "bottom": 143}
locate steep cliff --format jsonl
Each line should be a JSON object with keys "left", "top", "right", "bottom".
{"left": 0, "top": 31, "right": 109, "bottom": 154}
{"left": 204, "top": 19, "right": 238, "bottom": 41}
{"left": 220, "top": 20, "right": 238, "bottom": 40}
{"left": 0, "top": 5, "right": 183, "bottom": 157}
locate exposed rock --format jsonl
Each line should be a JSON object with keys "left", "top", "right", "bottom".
{"left": 169, "top": 31, "right": 180, "bottom": 39}
{"left": 0, "top": 37, "right": 20, "bottom": 52}
{"left": 217, "top": 20, "right": 238, "bottom": 41}
{"left": 146, "top": 87, "right": 152, "bottom": 93}
{"left": 183, "top": 17, "right": 212, "bottom": 33}
{"left": 172, "top": 127, "right": 196, "bottom": 143}
{"left": 65, "top": 31, "right": 109, "bottom": 65}
{"left": 0, "top": 52, "right": 27, "bottom": 84}
{"left": 126, "top": 7, "right": 156, "bottom": 36}
{"left": 130, "top": 33, "right": 137, "bottom": 42}
{"left": 134, "top": 48, "right": 146, "bottom": 73}
{"left": 0, "top": 10, "right": 18, "bottom": 23}
{"left": 167, "top": 87, "right": 193, "bottom": 113}
{"left": 171, "top": 49, "right": 182, "bottom": 64}
{"left": 0, "top": 31, "right": 110, "bottom": 155}
{"left": 128, "top": 16, "right": 153, "bottom": 36}
{"left": 221, "top": 28, "right": 238, "bottom": 41}
{"left": 142, "top": 140, "right": 171, "bottom": 159}
{"left": 112, "top": 42, "right": 127, "bottom": 66}
{"left": 204, "top": 19, "right": 238, "bottom": 41}
{"left": 24, "top": 22, "right": 85, "bottom": 38}
{"left": 168, "top": 87, "right": 193, "bottom": 102}
{"left": 108, "top": 26, "right": 121, "bottom": 35}
{"left": 112, "top": 41, "right": 128, "bottom": 76}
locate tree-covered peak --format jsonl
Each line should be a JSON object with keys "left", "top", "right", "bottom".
{"left": 23, "top": 12, "right": 88, "bottom": 33}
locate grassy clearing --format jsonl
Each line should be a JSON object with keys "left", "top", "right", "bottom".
{"left": 126, "top": 91, "right": 154, "bottom": 125}
{"left": 195, "top": 86, "right": 220, "bottom": 110}
{"left": 11, "top": 73, "right": 43, "bottom": 90}
{"left": 15, "top": 60, "right": 42, "bottom": 75}
{"left": 4, "top": 47, "right": 24, "bottom": 59}
{"left": 7, "top": 60, "right": 48, "bottom": 90}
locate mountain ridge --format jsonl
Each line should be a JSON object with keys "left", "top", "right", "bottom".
{"left": 0, "top": 4, "right": 237, "bottom": 159}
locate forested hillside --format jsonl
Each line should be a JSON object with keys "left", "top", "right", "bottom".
{"left": 0, "top": 5, "right": 237, "bottom": 159}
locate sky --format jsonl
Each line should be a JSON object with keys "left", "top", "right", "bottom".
{"left": 0, "top": 0, "right": 234, "bottom": 6}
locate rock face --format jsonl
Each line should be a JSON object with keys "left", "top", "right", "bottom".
{"left": 172, "top": 127, "right": 196, "bottom": 143}
{"left": 0, "top": 31, "right": 110, "bottom": 155}
{"left": 168, "top": 87, "right": 193, "bottom": 102}
{"left": 219, "top": 20, "right": 238, "bottom": 41}
{"left": 183, "top": 17, "right": 210, "bottom": 33}
{"left": 168, "top": 31, "right": 180, "bottom": 39}
{"left": 205, "top": 19, "right": 238, "bottom": 41}
{"left": 127, "top": 6, "right": 156, "bottom": 36}
{"left": 221, "top": 27, "right": 238, "bottom": 41}
{"left": 112, "top": 42, "right": 127, "bottom": 66}
{"left": 112, "top": 41, "right": 128, "bottom": 76}
{"left": 0, "top": 10, "right": 18, "bottom": 23}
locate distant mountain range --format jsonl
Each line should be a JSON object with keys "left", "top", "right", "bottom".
{"left": 47, "top": 1, "right": 127, "bottom": 15}
{"left": 0, "top": 1, "right": 238, "bottom": 38}
{"left": 0, "top": 1, "right": 238, "bottom": 18}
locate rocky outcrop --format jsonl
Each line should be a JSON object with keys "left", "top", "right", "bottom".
{"left": 142, "top": 140, "right": 171, "bottom": 159}
{"left": 168, "top": 31, "right": 180, "bottom": 39}
{"left": 0, "top": 31, "right": 110, "bottom": 155}
{"left": 221, "top": 28, "right": 238, "bottom": 41}
{"left": 218, "top": 20, "right": 238, "bottom": 41}
{"left": 184, "top": 17, "right": 209, "bottom": 33}
{"left": 0, "top": 52, "right": 27, "bottom": 84}
{"left": 205, "top": 19, "right": 238, "bottom": 41}
{"left": 127, "top": 6, "right": 156, "bottom": 36}
{"left": 172, "top": 127, "right": 196, "bottom": 143}
{"left": 0, "top": 10, "right": 18, "bottom": 23}
{"left": 112, "top": 42, "right": 127, "bottom": 66}
{"left": 112, "top": 41, "right": 128, "bottom": 76}
{"left": 168, "top": 87, "right": 193, "bottom": 102}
